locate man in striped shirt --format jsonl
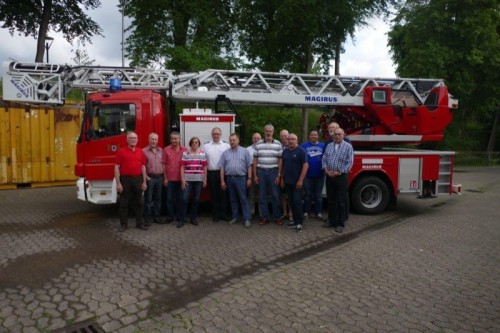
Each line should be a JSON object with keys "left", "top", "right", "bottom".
{"left": 322, "top": 128, "right": 353, "bottom": 233}
{"left": 219, "top": 133, "right": 253, "bottom": 228}
{"left": 253, "top": 124, "right": 284, "bottom": 226}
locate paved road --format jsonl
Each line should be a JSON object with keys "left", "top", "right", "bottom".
{"left": 0, "top": 167, "right": 499, "bottom": 332}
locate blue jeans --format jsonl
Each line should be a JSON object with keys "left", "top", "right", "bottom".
{"left": 144, "top": 176, "right": 163, "bottom": 222}
{"left": 183, "top": 181, "right": 202, "bottom": 222}
{"left": 303, "top": 176, "right": 324, "bottom": 215}
{"left": 285, "top": 183, "right": 304, "bottom": 225}
{"left": 257, "top": 168, "right": 281, "bottom": 221}
{"left": 226, "top": 175, "right": 251, "bottom": 221}
{"left": 166, "top": 180, "right": 183, "bottom": 221}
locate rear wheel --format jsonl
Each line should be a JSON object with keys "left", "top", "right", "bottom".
{"left": 351, "top": 176, "right": 389, "bottom": 215}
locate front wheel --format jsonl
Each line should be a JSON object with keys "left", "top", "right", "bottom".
{"left": 351, "top": 176, "right": 390, "bottom": 215}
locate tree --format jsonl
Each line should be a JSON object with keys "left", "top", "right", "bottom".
{"left": 388, "top": 0, "right": 500, "bottom": 151}
{"left": 235, "top": 0, "right": 396, "bottom": 74}
{"left": 123, "top": 0, "right": 238, "bottom": 71}
{"left": 71, "top": 39, "right": 95, "bottom": 66}
{"left": 0, "top": 0, "right": 103, "bottom": 62}
{"left": 235, "top": 0, "right": 396, "bottom": 139}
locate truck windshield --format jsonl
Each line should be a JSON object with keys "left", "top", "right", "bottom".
{"left": 93, "top": 103, "right": 136, "bottom": 139}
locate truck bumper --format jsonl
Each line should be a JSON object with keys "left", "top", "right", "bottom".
{"left": 76, "top": 178, "right": 118, "bottom": 204}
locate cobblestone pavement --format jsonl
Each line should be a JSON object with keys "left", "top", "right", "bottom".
{"left": 0, "top": 167, "right": 499, "bottom": 332}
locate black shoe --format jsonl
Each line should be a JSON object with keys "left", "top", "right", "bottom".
{"left": 322, "top": 224, "right": 335, "bottom": 228}
{"left": 119, "top": 225, "right": 127, "bottom": 232}
{"left": 176, "top": 221, "right": 184, "bottom": 228}
{"left": 191, "top": 220, "right": 199, "bottom": 226}
{"left": 334, "top": 227, "right": 343, "bottom": 233}
{"left": 137, "top": 225, "right": 149, "bottom": 231}
{"left": 286, "top": 221, "right": 296, "bottom": 228}
{"left": 164, "top": 218, "right": 173, "bottom": 224}
{"left": 144, "top": 221, "right": 152, "bottom": 227}
{"left": 153, "top": 218, "right": 161, "bottom": 224}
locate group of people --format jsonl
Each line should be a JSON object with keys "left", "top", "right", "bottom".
{"left": 114, "top": 121, "right": 353, "bottom": 234}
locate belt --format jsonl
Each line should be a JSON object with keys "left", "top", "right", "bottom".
{"left": 147, "top": 174, "right": 163, "bottom": 178}
{"left": 226, "top": 175, "right": 246, "bottom": 177}
{"left": 121, "top": 175, "right": 142, "bottom": 178}
{"left": 208, "top": 170, "right": 220, "bottom": 172}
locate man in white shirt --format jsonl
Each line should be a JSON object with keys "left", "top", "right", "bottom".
{"left": 203, "top": 127, "right": 231, "bottom": 222}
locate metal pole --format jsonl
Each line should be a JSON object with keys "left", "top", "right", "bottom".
{"left": 45, "top": 42, "right": 49, "bottom": 63}
{"left": 121, "top": 1, "right": 125, "bottom": 67}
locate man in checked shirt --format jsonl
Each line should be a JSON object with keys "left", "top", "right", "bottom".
{"left": 322, "top": 128, "right": 353, "bottom": 233}
{"left": 143, "top": 132, "right": 164, "bottom": 225}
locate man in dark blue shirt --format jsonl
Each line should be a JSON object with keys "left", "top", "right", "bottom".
{"left": 281, "top": 133, "right": 308, "bottom": 232}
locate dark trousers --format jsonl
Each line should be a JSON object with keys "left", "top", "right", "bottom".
{"left": 326, "top": 174, "right": 348, "bottom": 228}
{"left": 285, "top": 184, "right": 304, "bottom": 225}
{"left": 303, "top": 176, "right": 325, "bottom": 215}
{"left": 207, "top": 170, "right": 228, "bottom": 220}
{"left": 183, "top": 181, "right": 202, "bottom": 222}
{"left": 144, "top": 176, "right": 163, "bottom": 222}
{"left": 166, "top": 180, "right": 183, "bottom": 221}
{"left": 119, "top": 175, "right": 144, "bottom": 227}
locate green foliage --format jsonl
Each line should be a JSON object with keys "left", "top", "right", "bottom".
{"left": 454, "top": 151, "right": 500, "bottom": 166}
{"left": 0, "top": 0, "right": 103, "bottom": 62}
{"left": 124, "top": 0, "right": 238, "bottom": 70}
{"left": 236, "top": 0, "right": 397, "bottom": 73}
{"left": 71, "top": 39, "right": 95, "bottom": 66}
{"left": 388, "top": 0, "right": 500, "bottom": 151}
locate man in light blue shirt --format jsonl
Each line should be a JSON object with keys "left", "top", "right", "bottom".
{"left": 322, "top": 128, "right": 353, "bottom": 233}
{"left": 219, "top": 133, "right": 253, "bottom": 228}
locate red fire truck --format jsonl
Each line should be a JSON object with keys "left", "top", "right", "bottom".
{"left": 2, "top": 61, "right": 459, "bottom": 214}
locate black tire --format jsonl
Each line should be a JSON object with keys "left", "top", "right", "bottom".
{"left": 351, "top": 176, "right": 390, "bottom": 215}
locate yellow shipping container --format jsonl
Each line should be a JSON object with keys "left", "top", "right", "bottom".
{"left": 0, "top": 101, "right": 82, "bottom": 189}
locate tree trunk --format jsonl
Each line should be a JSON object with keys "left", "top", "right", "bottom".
{"left": 334, "top": 38, "right": 341, "bottom": 75}
{"left": 35, "top": 0, "right": 52, "bottom": 62}
{"left": 301, "top": 38, "right": 314, "bottom": 142}
{"left": 486, "top": 110, "right": 499, "bottom": 152}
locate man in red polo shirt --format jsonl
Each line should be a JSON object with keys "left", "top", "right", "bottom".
{"left": 115, "top": 132, "right": 148, "bottom": 232}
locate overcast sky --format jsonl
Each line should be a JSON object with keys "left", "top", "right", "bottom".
{"left": 0, "top": 1, "right": 396, "bottom": 78}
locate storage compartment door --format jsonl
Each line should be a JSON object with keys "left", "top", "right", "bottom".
{"left": 398, "top": 158, "right": 421, "bottom": 193}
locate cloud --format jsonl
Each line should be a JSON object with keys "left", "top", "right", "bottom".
{"left": 339, "top": 18, "right": 396, "bottom": 78}
{"left": 1, "top": 2, "right": 396, "bottom": 78}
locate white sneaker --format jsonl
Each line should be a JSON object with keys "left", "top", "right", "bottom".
{"left": 295, "top": 224, "right": 303, "bottom": 232}
{"left": 244, "top": 220, "right": 251, "bottom": 228}
{"left": 303, "top": 213, "right": 309, "bottom": 220}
